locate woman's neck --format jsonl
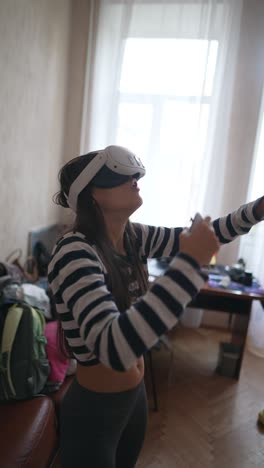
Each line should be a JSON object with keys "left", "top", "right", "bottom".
{"left": 104, "top": 216, "right": 127, "bottom": 254}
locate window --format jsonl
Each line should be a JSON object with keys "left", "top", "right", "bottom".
{"left": 115, "top": 38, "right": 218, "bottom": 225}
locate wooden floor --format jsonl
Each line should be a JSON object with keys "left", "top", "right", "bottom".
{"left": 140, "top": 325, "right": 264, "bottom": 468}
{"left": 53, "top": 325, "right": 264, "bottom": 467}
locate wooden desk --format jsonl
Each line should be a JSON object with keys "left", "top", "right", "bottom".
{"left": 148, "top": 259, "right": 264, "bottom": 380}
{"left": 190, "top": 284, "right": 264, "bottom": 379}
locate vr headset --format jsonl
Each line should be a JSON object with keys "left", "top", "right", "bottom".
{"left": 67, "top": 145, "right": 146, "bottom": 211}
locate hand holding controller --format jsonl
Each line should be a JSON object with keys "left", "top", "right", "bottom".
{"left": 180, "top": 212, "right": 219, "bottom": 266}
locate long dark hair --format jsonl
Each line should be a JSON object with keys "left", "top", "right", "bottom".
{"left": 53, "top": 152, "right": 149, "bottom": 358}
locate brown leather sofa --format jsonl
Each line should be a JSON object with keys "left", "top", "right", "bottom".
{"left": 0, "top": 376, "right": 73, "bottom": 468}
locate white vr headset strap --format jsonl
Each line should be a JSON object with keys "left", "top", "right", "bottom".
{"left": 67, "top": 150, "right": 107, "bottom": 211}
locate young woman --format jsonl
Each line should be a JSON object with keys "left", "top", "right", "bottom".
{"left": 48, "top": 145, "right": 264, "bottom": 468}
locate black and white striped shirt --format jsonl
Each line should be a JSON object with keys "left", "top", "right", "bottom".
{"left": 48, "top": 198, "right": 263, "bottom": 371}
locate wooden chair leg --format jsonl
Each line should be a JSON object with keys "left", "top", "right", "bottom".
{"left": 147, "top": 349, "right": 158, "bottom": 412}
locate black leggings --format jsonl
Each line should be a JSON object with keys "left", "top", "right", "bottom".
{"left": 60, "top": 378, "right": 148, "bottom": 468}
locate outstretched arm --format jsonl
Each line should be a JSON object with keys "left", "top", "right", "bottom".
{"left": 212, "top": 196, "right": 264, "bottom": 244}
{"left": 133, "top": 196, "right": 264, "bottom": 258}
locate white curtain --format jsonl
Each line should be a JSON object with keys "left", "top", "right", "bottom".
{"left": 81, "top": 0, "right": 243, "bottom": 227}
{"left": 239, "top": 87, "right": 264, "bottom": 358}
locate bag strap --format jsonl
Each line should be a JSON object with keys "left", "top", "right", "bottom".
{"left": 32, "top": 306, "right": 46, "bottom": 331}
{"left": 30, "top": 307, "right": 47, "bottom": 358}
{"left": 1, "top": 304, "right": 23, "bottom": 398}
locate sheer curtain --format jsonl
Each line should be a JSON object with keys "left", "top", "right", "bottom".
{"left": 81, "top": 0, "right": 243, "bottom": 227}
{"left": 239, "top": 87, "right": 264, "bottom": 358}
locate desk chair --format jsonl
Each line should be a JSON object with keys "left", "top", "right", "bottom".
{"left": 145, "top": 335, "right": 174, "bottom": 411}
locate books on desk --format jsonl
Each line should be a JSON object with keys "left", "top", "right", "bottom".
{"left": 148, "top": 258, "right": 264, "bottom": 296}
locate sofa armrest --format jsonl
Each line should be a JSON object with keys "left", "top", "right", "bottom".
{"left": 0, "top": 396, "right": 58, "bottom": 468}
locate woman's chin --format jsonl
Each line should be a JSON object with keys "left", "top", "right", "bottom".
{"left": 131, "top": 196, "right": 143, "bottom": 214}
{"left": 125, "top": 196, "right": 142, "bottom": 217}
{"left": 134, "top": 194, "right": 143, "bottom": 208}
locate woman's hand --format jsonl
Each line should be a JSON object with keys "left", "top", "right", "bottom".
{"left": 179, "top": 216, "right": 220, "bottom": 266}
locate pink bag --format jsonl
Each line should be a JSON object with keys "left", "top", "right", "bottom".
{"left": 44, "top": 321, "right": 69, "bottom": 384}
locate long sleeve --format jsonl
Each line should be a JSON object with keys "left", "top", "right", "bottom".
{"left": 133, "top": 197, "right": 264, "bottom": 258}
{"left": 48, "top": 233, "right": 205, "bottom": 371}
{"left": 212, "top": 197, "right": 264, "bottom": 244}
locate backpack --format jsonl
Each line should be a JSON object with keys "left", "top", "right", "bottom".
{"left": 0, "top": 302, "right": 50, "bottom": 401}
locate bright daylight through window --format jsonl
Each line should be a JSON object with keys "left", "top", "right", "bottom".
{"left": 116, "top": 38, "right": 218, "bottom": 225}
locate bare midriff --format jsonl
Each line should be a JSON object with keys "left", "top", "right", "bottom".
{"left": 76, "top": 356, "right": 145, "bottom": 392}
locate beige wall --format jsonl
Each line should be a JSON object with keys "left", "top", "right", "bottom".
{"left": 0, "top": 0, "right": 72, "bottom": 261}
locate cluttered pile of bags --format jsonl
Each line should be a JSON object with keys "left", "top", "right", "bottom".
{"left": 0, "top": 242, "right": 76, "bottom": 402}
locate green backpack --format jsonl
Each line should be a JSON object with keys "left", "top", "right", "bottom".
{"left": 0, "top": 302, "right": 50, "bottom": 400}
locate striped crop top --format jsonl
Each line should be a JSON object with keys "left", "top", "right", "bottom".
{"left": 48, "top": 198, "right": 263, "bottom": 371}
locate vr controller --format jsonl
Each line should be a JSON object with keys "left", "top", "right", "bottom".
{"left": 190, "top": 213, "right": 203, "bottom": 231}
